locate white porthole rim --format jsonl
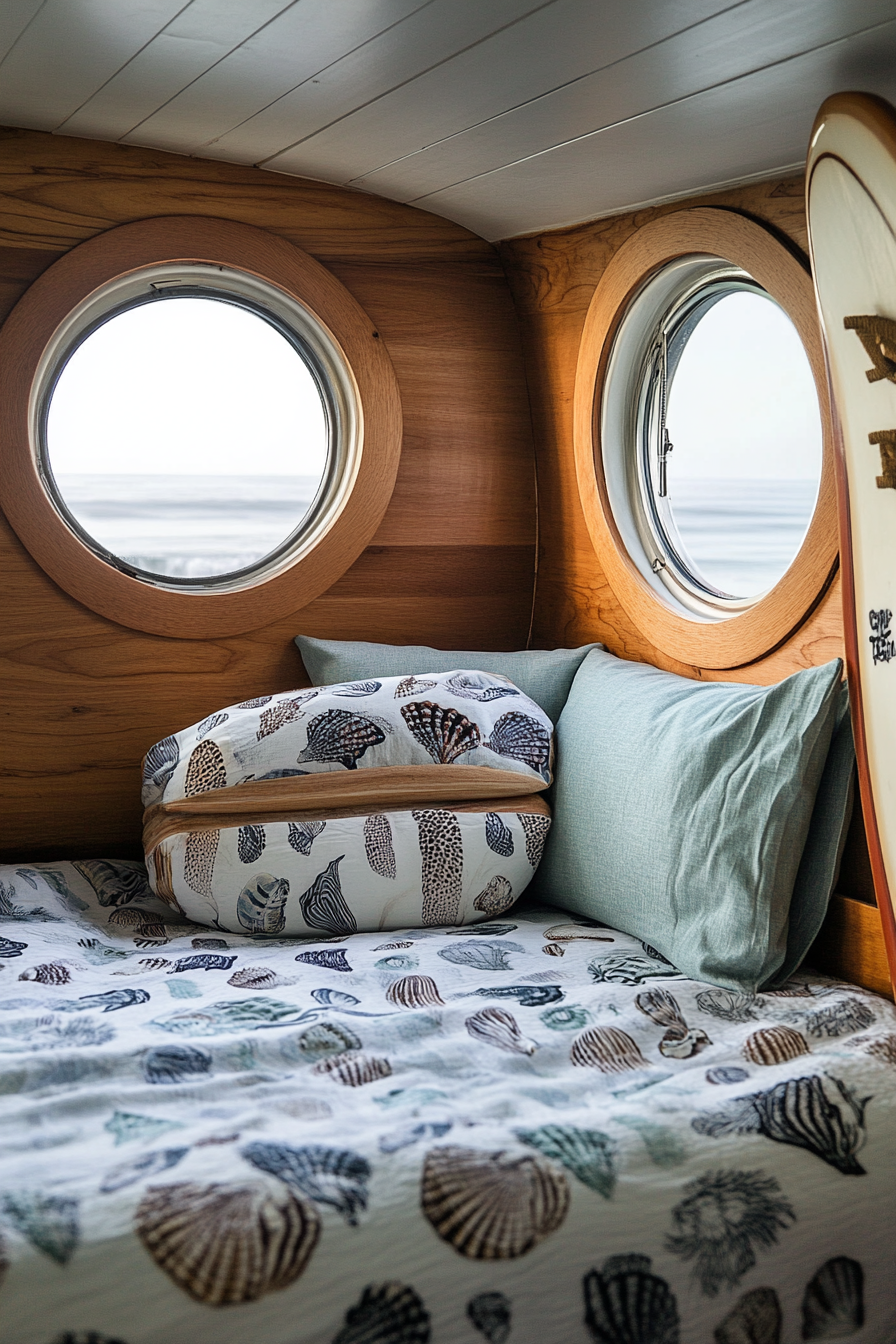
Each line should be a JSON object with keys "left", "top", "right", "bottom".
{"left": 600, "top": 251, "right": 822, "bottom": 622}
{"left": 29, "top": 261, "right": 363, "bottom": 595}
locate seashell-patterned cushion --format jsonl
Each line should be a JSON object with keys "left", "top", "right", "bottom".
{"left": 144, "top": 798, "right": 551, "bottom": 935}
{"left": 141, "top": 669, "right": 554, "bottom": 814}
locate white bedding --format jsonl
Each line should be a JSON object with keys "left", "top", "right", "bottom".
{"left": 0, "top": 859, "right": 893, "bottom": 1344}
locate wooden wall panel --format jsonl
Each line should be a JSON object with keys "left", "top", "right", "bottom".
{"left": 0, "top": 128, "right": 536, "bottom": 860}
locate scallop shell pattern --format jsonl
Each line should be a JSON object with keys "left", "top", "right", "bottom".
{"left": 474, "top": 876, "right": 514, "bottom": 916}
{"left": 299, "top": 857, "right": 357, "bottom": 936}
{"left": 413, "top": 810, "right": 463, "bottom": 926}
{"left": 256, "top": 692, "right": 318, "bottom": 742}
{"left": 543, "top": 942, "right": 565, "bottom": 957}
{"left": 287, "top": 820, "right": 326, "bottom": 856}
{"left": 143, "top": 734, "right": 179, "bottom": 802}
{"left": 468, "top": 1290, "right": 511, "bottom": 1344}
{"left": 19, "top": 962, "right": 70, "bottom": 985}
{"left": 333, "top": 1281, "right": 431, "bottom": 1344}
{"left": 743, "top": 1025, "right": 810, "bottom": 1066}
{"left": 715, "top": 1286, "right": 782, "bottom": 1344}
{"left": 395, "top": 675, "right": 437, "bottom": 698}
{"left": 466, "top": 1007, "right": 536, "bottom": 1055}
{"left": 484, "top": 812, "right": 515, "bottom": 857}
{"left": 135, "top": 1180, "right": 320, "bottom": 1306}
{"left": 151, "top": 845, "right": 181, "bottom": 911}
{"left": 196, "top": 711, "right": 229, "bottom": 740}
{"left": 296, "top": 1021, "right": 362, "bottom": 1061}
{"left": 314, "top": 1051, "right": 392, "bottom": 1087}
{"left": 184, "top": 739, "right": 227, "bottom": 797}
{"left": 518, "top": 812, "right": 551, "bottom": 866}
{"left": 400, "top": 701, "right": 481, "bottom": 765}
{"left": 387, "top": 975, "right": 445, "bottom": 1009}
{"left": 571, "top": 1026, "right": 648, "bottom": 1073}
{"left": 182, "top": 827, "right": 217, "bottom": 903}
{"left": 364, "top": 814, "right": 396, "bottom": 879}
{"left": 486, "top": 712, "right": 551, "bottom": 780}
{"left": 297, "top": 709, "right": 386, "bottom": 770}
{"left": 583, "top": 1254, "right": 680, "bottom": 1344}
{"left": 237, "top": 825, "right": 266, "bottom": 864}
{"left": 517, "top": 1124, "right": 615, "bottom": 1199}
{"left": 802, "top": 1256, "right": 864, "bottom": 1339}
{"left": 241, "top": 1140, "right": 370, "bottom": 1226}
{"left": 420, "top": 1145, "right": 569, "bottom": 1259}
{"left": 444, "top": 672, "right": 520, "bottom": 702}
{"left": 696, "top": 989, "right": 760, "bottom": 1023}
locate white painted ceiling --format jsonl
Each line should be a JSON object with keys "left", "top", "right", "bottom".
{"left": 3, "top": 0, "right": 896, "bottom": 241}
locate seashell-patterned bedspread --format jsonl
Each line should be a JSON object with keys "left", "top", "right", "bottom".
{"left": 0, "top": 861, "right": 894, "bottom": 1344}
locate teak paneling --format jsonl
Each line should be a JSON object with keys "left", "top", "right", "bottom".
{"left": 0, "top": 128, "right": 537, "bottom": 860}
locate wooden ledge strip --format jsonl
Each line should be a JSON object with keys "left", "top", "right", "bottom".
{"left": 144, "top": 790, "right": 550, "bottom": 853}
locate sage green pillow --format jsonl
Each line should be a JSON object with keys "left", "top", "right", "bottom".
{"left": 294, "top": 636, "right": 602, "bottom": 726}
{"left": 535, "top": 649, "right": 845, "bottom": 991}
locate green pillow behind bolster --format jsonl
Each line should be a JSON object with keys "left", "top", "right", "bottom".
{"left": 294, "top": 636, "right": 602, "bottom": 726}
{"left": 534, "top": 649, "right": 846, "bottom": 991}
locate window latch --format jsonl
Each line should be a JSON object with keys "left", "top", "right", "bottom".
{"left": 657, "top": 331, "right": 673, "bottom": 497}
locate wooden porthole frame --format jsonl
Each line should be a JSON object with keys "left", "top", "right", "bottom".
{"left": 0, "top": 215, "right": 403, "bottom": 639}
{"left": 573, "top": 206, "right": 838, "bottom": 669}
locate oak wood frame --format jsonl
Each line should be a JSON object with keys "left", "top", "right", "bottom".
{"left": 0, "top": 214, "right": 403, "bottom": 639}
{"left": 572, "top": 207, "right": 838, "bottom": 669}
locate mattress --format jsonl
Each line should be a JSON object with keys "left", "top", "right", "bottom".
{"left": 0, "top": 859, "right": 893, "bottom": 1344}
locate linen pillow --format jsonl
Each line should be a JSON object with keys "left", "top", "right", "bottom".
{"left": 145, "top": 798, "right": 551, "bottom": 936}
{"left": 294, "top": 637, "right": 603, "bottom": 726}
{"left": 142, "top": 669, "right": 554, "bottom": 812}
{"left": 534, "top": 649, "right": 845, "bottom": 992}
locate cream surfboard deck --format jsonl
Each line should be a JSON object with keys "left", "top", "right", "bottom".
{"left": 807, "top": 92, "right": 896, "bottom": 991}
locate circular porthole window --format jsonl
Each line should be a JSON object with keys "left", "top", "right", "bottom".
{"left": 36, "top": 262, "right": 354, "bottom": 592}
{"left": 602, "top": 256, "right": 823, "bottom": 618}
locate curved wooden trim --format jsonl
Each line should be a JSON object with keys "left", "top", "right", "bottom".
{"left": 144, "top": 788, "right": 550, "bottom": 851}
{"left": 573, "top": 206, "right": 838, "bottom": 669}
{"left": 0, "top": 215, "right": 403, "bottom": 639}
{"left": 807, "top": 91, "right": 896, "bottom": 992}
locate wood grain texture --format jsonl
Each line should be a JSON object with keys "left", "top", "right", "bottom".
{"left": 0, "top": 128, "right": 536, "bottom": 858}
{"left": 809, "top": 893, "right": 894, "bottom": 1000}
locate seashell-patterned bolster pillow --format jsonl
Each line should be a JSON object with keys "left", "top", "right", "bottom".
{"left": 145, "top": 798, "right": 551, "bottom": 935}
{"left": 141, "top": 669, "right": 553, "bottom": 932}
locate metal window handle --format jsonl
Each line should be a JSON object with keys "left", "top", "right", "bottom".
{"left": 657, "top": 332, "right": 673, "bottom": 497}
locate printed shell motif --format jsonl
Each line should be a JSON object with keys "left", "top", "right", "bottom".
{"left": 420, "top": 1145, "right": 569, "bottom": 1259}
{"left": 184, "top": 830, "right": 219, "bottom": 902}
{"left": 257, "top": 693, "right": 317, "bottom": 741}
{"left": 297, "top": 710, "right": 386, "bottom": 770}
{"left": 196, "top": 711, "right": 228, "bottom": 740}
{"left": 237, "top": 873, "right": 289, "bottom": 936}
{"left": 314, "top": 1051, "right": 392, "bottom": 1087}
{"left": 518, "top": 813, "right": 551, "bottom": 866}
{"left": 444, "top": 671, "right": 520, "bottom": 702}
{"left": 241, "top": 1140, "right": 370, "bottom": 1226}
{"left": 295, "top": 948, "right": 352, "bottom": 972}
{"left": 636, "top": 988, "right": 711, "bottom": 1059}
{"left": 237, "top": 825, "right": 265, "bottom": 864}
{"left": 184, "top": 739, "right": 227, "bottom": 797}
{"left": 517, "top": 1125, "right": 616, "bottom": 1199}
{"left": 333, "top": 1281, "right": 431, "bottom": 1344}
{"left": 571, "top": 1026, "right": 648, "bottom": 1073}
{"left": 364, "top": 814, "right": 396, "bottom": 879}
{"left": 743, "top": 1025, "right": 810, "bottom": 1066}
{"left": 468, "top": 1290, "right": 511, "bottom": 1344}
{"left": 134, "top": 1180, "right": 320, "bottom": 1305}
{"left": 802, "top": 1256, "right": 864, "bottom": 1339}
{"left": 665, "top": 1169, "right": 796, "bottom": 1296}
{"left": 299, "top": 857, "right": 357, "bottom": 936}
{"left": 142, "top": 735, "right": 179, "bottom": 804}
{"left": 714, "top": 1287, "right": 782, "bottom": 1344}
{"left": 287, "top": 820, "right": 325, "bottom": 856}
{"left": 414, "top": 810, "right": 463, "bottom": 926}
{"left": 484, "top": 812, "right": 514, "bottom": 858}
{"left": 387, "top": 975, "right": 445, "bottom": 1009}
{"left": 400, "top": 701, "right": 481, "bottom": 765}
{"left": 395, "top": 675, "right": 437, "bottom": 698}
{"left": 485, "top": 712, "right": 551, "bottom": 781}
{"left": 583, "top": 1254, "right": 680, "bottom": 1344}
{"left": 465, "top": 1007, "right": 536, "bottom": 1055}
{"left": 474, "top": 876, "right": 514, "bottom": 916}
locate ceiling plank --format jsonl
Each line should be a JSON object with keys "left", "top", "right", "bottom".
{"left": 117, "top": 0, "right": 437, "bottom": 154}
{"left": 411, "top": 19, "right": 896, "bottom": 239}
{"left": 0, "top": 0, "right": 46, "bottom": 65}
{"left": 0, "top": 0, "right": 191, "bottom": 130}
{"left": 350, "top": 0, "right": 896, "bottom": 204}
{"left": 58, "top": 0, "right": 297, "bottom": 142}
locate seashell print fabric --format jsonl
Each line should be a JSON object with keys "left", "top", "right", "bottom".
{"left": 0, "top": 861, "right": 895, "bottom": 1342}
{"left": 141, "top": 670, "right": 554, "bottom": 808}
{"left": 146, "top": 804, "right": 548, "bottom": 936}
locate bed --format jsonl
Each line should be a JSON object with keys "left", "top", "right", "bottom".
{"left": 0, "top": 859, "right": 893, "bottom": 1344}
